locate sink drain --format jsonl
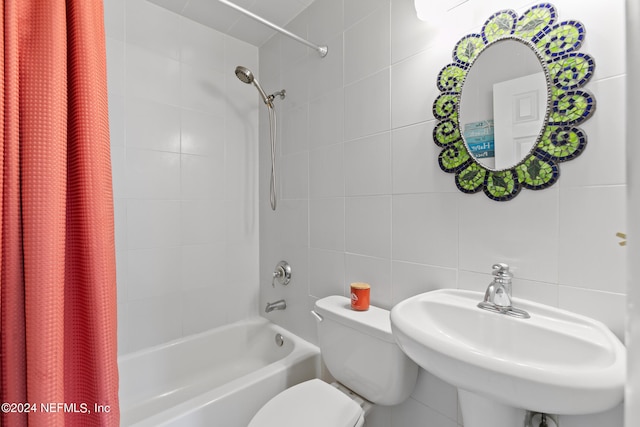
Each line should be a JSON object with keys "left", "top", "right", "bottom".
{"left": 524, "top": 411, "right": 559, "bottom": 427}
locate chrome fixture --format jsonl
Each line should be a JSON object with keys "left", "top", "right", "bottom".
{"left": 234, "top": 65, "right": 270, "bottom": 106}
{"left": 274, "top": 333, "right": 285, "bottom": 347}
{"left": 525, "top": 411, "right": 558, "bottom": 427}
{"left": 269, "top": 89, "right": 287, "bottom": 104}
{"left": 234, "top": 66, "right": 286, "bottom": 107}
{"left": 218, "top": 0, "right": 328, "bottom": 57}
{"left": 265, "top": 299, "right": 287, "bottom": 313}
{"left": 234, "top": 66, "right": 284, "bottom": 210}
{"left": 272, "top": 260, "right": 292, "bottom": 287}
{"left": 477, "top": 263, "right": 530, "bottom": 319}
{"left": 310, "top": 310, "right": 323, "bottom": 322}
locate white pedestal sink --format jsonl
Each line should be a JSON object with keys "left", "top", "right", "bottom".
{"left": 390, "top": 289, "right": 626, "bottom": 427}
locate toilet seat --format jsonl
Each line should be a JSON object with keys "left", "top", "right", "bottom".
{"left": 248, "top": 379, "right": 364, "bottom": 427}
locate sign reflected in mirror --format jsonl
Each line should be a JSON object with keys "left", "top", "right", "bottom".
{"left": 433, "top": 3, "right": 596, "bottom": 201}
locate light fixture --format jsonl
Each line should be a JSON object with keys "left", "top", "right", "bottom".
{"left": 414, "top": 0, "right": 447, "bottom": 21}
{"left": 414, "top": 0, "right": 470, "bottom": 22}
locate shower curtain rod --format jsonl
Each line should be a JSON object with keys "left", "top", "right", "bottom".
{"left": 218, "top": 0, "right": 328, "bottom": 57}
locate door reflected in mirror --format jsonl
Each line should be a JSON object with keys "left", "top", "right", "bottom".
{"left": 459, "top": 39, "right": 549, "bottom": 170}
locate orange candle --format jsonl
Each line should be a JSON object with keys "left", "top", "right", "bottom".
{"left": 350, "top": 282, "right": 370, "bottom": 311}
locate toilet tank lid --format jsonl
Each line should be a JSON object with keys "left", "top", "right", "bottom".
{"left": 314, "top": 295, "right": 395, "bottom": 343}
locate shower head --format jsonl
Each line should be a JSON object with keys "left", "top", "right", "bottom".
{"left": 235, "top": 65, "right": 271, "bottom": 106}
{"left": 235, "top": 65, "right": 254, "bottom": 84}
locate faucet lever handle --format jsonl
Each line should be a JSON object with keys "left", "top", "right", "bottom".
{"left": 492, "top": 263, "right": 513, "bottom": 278}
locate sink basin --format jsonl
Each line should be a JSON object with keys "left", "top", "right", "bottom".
{"left": 390, "top": 289, "right": 625, "bottom": 417}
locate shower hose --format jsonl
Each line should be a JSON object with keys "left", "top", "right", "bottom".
{"left": 268, "top": 104, "right": 277, "bottom": 211}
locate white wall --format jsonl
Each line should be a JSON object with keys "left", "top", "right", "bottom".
{"left": 104, "top": 0, "right": 260, "bottom": 355}
{"left": 626, "top": 1, "right": 640, "bottom": 425}
{"left": 259, "top": 0, "right": 627, "bottom": 426}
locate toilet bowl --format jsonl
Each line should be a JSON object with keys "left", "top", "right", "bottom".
{"left": 248, "top": 295, "right": 419, "bottom": 426}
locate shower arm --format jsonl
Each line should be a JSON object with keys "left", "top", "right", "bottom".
{"left": 268, "top": 90, "right": 286, "bottom": 104}
{"left": 217, "top": 0, "right": 328, "bottom": 58}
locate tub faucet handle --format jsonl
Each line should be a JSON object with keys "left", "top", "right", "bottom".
{"left": 272, "top": 261, "right": 292, "bottom": 287}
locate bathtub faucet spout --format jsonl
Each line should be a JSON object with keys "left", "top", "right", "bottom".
{"left": 265, "top": 299, "right": 286, "bottom": 313}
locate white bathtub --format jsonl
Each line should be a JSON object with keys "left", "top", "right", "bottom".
{"left": 118, "top": 317, "right": 320, "bottom": 427}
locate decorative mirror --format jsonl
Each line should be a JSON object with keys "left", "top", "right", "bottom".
{"left": 433, "top": 3, "right": 596, "bottom": 201}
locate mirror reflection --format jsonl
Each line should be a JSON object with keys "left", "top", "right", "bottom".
{"left": 459, "top": 39, "right": 548, "bottom": 170}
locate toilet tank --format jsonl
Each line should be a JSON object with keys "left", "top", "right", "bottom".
{"left": 313, "top": 295, "right": 418, "bottom": 406}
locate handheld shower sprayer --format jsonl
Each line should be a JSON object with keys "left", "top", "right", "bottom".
{"left": 235, "top": 66, "right": 270, "bottom": 105}
{"left": 234, "top": 66, "right": 285, "bottom": 211}
{"left": 234, "top": 66, "right": 286, "bottom": 107}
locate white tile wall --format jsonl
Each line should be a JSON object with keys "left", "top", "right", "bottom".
{"left": 345, "top": 196, "right": 392, "bottom": 259}
{"left": 392, "top": 193, "right": 459, "bottom": 267}
{"left": 344, "top": 6, "right": 390, "bottom": 85}
{"left": 259, "top": 0, "right": 627, "bottom": 426}
{"left": 344, "top": 132, "right": 392, "bottom": 196}
{"left": 344, "top": 69, "right": 391, "bottom": 140}
{"left": 105, "top": 0, "right": 260, "bottom": 355}
{"left": 309, "top": 143, "right": 344, "bottom": 198}
{"left": 309, "top": 197, "right": 345, "bottom": 250}
{"left": 626, "top": 2, "right": 640, "bottom": 425}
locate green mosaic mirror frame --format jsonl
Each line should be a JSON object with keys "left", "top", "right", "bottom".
{"left": 433, "top": 3, "right": 596, "bottom": 201}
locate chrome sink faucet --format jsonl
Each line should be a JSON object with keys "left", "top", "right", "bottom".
{"left": 477, "top": 263, "right": 530, "bottom": 319}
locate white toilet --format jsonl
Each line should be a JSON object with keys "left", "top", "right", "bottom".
{"left": 248, "top": 295, "right": 419, "bottom": 427}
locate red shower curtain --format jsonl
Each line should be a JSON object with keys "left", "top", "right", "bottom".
{"left": 0, "top": 1, "right": 119, "bottom": 426}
